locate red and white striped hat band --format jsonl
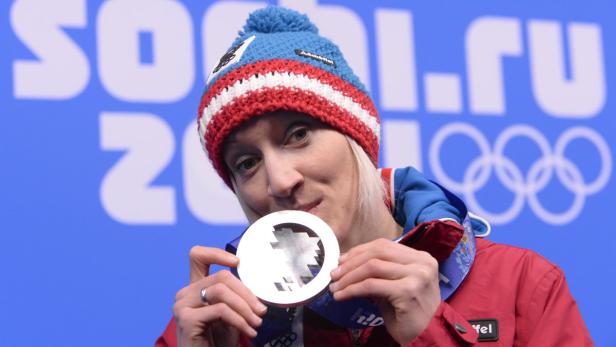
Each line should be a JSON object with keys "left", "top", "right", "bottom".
{"left": 198, "top": 59, "right": 380, "bottom": 187}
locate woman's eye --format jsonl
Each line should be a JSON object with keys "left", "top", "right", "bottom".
{"left": 288, "top": 127, "right": 309, "bottom": 144}
{"left": 235, "top": 157, "right": 259, "bottom": 173}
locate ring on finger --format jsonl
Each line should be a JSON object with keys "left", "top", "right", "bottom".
{"left": 199, "top": 287, "right": 208, "bottom": 305}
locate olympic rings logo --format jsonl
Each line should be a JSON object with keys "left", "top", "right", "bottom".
{"left": 429, "top": 123, "right": 612, "bottom": 225}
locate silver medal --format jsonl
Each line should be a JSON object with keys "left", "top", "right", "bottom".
{"left": 236, "top": 210, "right": 340, "bottom": 307}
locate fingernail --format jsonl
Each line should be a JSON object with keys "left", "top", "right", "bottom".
{"left": 332, "top": 291, "right": 340, "bottom": 301}
{"left": 329, "top": 282, "right": 338, "bottom": 292}
{"left": 256, "top": 302, "right": 268, "bottom": 314}
{"left": 330, "top": 267, "right": 340, "bottom": 279}
{"left": 253, "top": 315, "right": 263, "bottom": 326}
{"left": 339, "top": 253, "right": 347, "bottom": 262}
{"left": 249, "top": 327, "right": 258, "bottom": 338}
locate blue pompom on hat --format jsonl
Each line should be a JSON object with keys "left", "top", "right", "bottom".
{"left": 198, "top": 6, "right": 380, "bottom": 187}
{"left": 238, "top": 6, "right": 318, "bottom": 37}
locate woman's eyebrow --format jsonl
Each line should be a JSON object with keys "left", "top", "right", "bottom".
{"left": 224, "top": 135, "right": 238, "bottom": 145}
{"left": 284, "top": 120, "right": 304, "bottom": 131}
{"left": 222, "top": 142, "right": 241, "bottom": 164}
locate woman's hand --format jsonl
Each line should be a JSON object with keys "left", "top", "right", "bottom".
{"left": 173, "top": 246, "right": 268, "bottom": 347}
{"left": 329, "top": 238, "right": 441, "bottom": 345}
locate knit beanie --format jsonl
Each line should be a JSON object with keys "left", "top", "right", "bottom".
{"left": 197, "top": 6, "right": 380, "bottom": 187}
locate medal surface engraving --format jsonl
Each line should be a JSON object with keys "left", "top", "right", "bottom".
{"left": 236, "top": 210, "right": 340, "bottom": 307}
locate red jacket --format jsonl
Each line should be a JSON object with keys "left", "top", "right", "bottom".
{"left": 155, "top": 237, "right": 593, "bottom": 346}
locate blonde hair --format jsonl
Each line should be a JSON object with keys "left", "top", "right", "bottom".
{"left": 345, "top": 136, "right": 387, "bottom": 230}
{"left": 231, "top": 136, "right": 387, "bottom": 229}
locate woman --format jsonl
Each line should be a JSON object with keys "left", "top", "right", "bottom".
{"left": 157, "top": 6, "right": 592, "bottom": 346}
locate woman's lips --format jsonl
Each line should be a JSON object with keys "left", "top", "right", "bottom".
{"left": 307, "top": 204, "right": 319, "bottom": 215}
{"left": 296, "top": 200, "right": 321, "bottom": 215}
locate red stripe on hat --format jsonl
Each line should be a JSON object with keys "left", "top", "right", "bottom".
{"left": 204, "top": 87, "right": 379, "bottom": 187}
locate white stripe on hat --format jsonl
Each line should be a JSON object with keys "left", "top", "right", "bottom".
{"left": 199, "top": 72, "right": 380, "bottom": 142}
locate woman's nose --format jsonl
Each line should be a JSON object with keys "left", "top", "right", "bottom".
{"left": 264, "top": 153, "right": 303, "bottom": 198}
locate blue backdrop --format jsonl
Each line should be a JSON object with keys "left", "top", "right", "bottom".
{"left": 1, "top": 0, "right": 613, "bottom": 346}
